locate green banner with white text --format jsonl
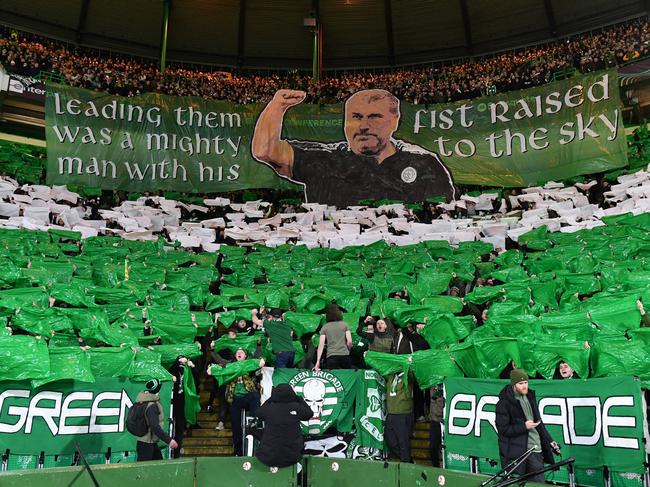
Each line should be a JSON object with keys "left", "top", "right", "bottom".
{"left": 0, "top": 378, "right": 172, "bottom": 455}
{"left": 272, "top": 369, "right": 359, "bottom": 436}
{"left": 354, "top": 370, "right": 386, "bottom": 451}
{"left": 444, "top": 377, "right": 646, "bottom": 472}
{"left": 271, "top": 368, "right": 386, "bottom": 451}
{"left": 45, "top": 70, "right": 626, "bottom": 200}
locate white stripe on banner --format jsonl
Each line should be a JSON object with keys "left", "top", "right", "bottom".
{"left": 293, "top": 386, "right": 337, "bottom": 394}
{"left": 260, "top": 367, "right": 274, "bottom": 404}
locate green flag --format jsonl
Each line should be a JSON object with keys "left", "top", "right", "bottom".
{"left": 212, "top": 333, "right": 262, "bottom": 356}
{"left": 183, "top": 365, "right": 201, "bottom": 425}
{"left": 209, "top": 359, "right": 261, "bottom": 386}
{"left": 130, "top": 347, "right": 173, "bottom": 381}
{"left": 0, "top": 335, "right": 50, "bottom": 381}
{"left": 11, "top": 307, "right": 74, "bottom": 336}
{"left": 272, "top": 368, "right": 359, "bottom": 435}
{"left": 364, "top": 351, "right": 411, "bottom": 378}
{"left": 284, "top": 312, "right": 323, "bottom": 338}
{"left": 419, "top": 313, "right": 474, "bottom": 348}
{"left": 151, "top": 343, "right": 203, "bottom": 368}
{"left": 31, "top": 346, "right": 95, "bottom": 388}
{"left": 449, "top": 338, "right": 521, "bottom": 379}
{"left": 88, "top": 347, "right": 135, "bottom": 378}
{"left": 411, "top": 349, "right": 464, "bottom": 388}
{"left": 355, "top": 370, "right": 386, "bottom": 450}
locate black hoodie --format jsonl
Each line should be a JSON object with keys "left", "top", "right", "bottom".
{"left": 255, "top": 384, "right": 312, "bottom": 467}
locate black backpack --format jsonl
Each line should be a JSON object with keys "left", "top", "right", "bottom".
{"left": 126, "top": 402, "right": 152, "bottom": 437}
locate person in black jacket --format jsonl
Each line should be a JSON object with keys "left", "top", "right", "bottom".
{"left": 168, "top": 356, "right": 195, "bottom": 458}
{"left": 495, "top": 369, "right": 560, "bottom": 483}
{"left": 255, "top": 383, "right": 312, "bottom": 468}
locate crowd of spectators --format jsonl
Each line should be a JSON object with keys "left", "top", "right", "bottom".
{"left": 0, "top": 16, "right": 648, "bottom": 105}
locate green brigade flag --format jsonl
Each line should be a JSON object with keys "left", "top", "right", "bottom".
{"left": 354, "top": 370, "right": 386, "bottom": 450}
{"left": 272, "top": 369, "right": 358, "bottom": 435}
{"left": 46, "top": 69, "right": 625, "bottom": 197}
{"left": 0, "top": 378, "right": 172, "bottom": 455}
{"left": 443, "top": 377, "right": 646, "bottom": 472}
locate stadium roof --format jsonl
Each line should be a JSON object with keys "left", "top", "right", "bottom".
{"left": 1, "top": 0, "right": 647, "bottom": 70}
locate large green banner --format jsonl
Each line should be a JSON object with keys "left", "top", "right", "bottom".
{"left": 354, "top": 370, "right": 386, "bottom": 451}
{"left": 444, "top": 377, "right": 646, "bottom": 472}
{"left": 268, "top": 368, "right": 386, "bottom": 453}
{"left": 272, "top": 369, "right": 359, "bottom": 436}
{"left": 0, "top": 378, "right": 172, "bottom": 455}
{"left": 45, "top": 70, "right": 626, "bottom": 202}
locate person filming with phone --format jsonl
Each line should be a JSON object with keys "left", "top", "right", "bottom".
{"left": 495, "top": 369, "right": 561, "bottom": 483}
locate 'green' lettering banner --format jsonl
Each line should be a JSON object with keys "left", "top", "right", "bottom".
{"left": 0, "top": 378, "right": 172, "bottom": 455}
{"left": 444, "top": 377, "right": 646, "bottom": 472}
{"left": 45, "top": 70, "right": 626, "bottom": 198}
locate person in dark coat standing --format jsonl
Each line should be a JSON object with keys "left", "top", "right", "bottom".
{"left": 168, "top": 356, "right": 195, "bottom": 458}
{"left": 495, "top": 369, "right": 560, "bottom": 483}
{"left": 255, "top": 384, "right": 312, "bottom": 468}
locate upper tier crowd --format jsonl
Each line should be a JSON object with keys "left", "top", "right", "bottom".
{"left": 0, "top": 16, "right": 648, "bottom": 104}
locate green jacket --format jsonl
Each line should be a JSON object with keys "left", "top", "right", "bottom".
{"left": 386, "top": 372, "right": 413, "bottom": 415}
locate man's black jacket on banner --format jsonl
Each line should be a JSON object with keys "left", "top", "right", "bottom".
{"left": 495, "top": 384, "right": 555, "bottom": 467}
{"left": 255, "top": 383, "right": 312, "bottom": 468}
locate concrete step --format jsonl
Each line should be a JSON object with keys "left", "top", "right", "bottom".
{"left": 412, "top": 429, "right": 430, "bottom": 439}
{"left": 191, "top": 419, "right": 232, "bottom": 429}
{"left": 410, "top": 439, "right": 430, "bottom": 450}
{"left": 412, "top": 449, "right": 431, "bottom": 460}
{"left": 189, "top": 428, "right": 233, "bottom": 438}
{"left": 183, "top": 437, "right": 233, "bottom": 447}
{"left": 181, "top": 446, "right": 234, "bottom": 456}
{"left": 413, "top": 420, "right": 430, "bottom": 431}
{"left": 196, "top": 411, "right": 229, "bottom": 422}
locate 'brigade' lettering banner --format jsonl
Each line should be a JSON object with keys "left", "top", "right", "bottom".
{"left": 0, "top": 378, "right": 172, "bottom": 455}
{"left": 45, "top": 69, "right": 626, "bottom": 201}
{"left": 444, "top": 377, "right": 646, "bottom": 472}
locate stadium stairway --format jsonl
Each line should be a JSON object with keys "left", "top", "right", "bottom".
{"left": 411, "top": 421, "right": 432, "bottom": 464}
{"left": 182, "top": 411, "right": 234, "bottom": 456}
{"left": 182, "top": 385, "right": 234, "bottom": 456}
{"left": 182, "top": 382, "right": 433, "bottom": 462}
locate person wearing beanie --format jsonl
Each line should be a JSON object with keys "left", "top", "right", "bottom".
{"left": 495, "top": 369, "right": 560, "bottom": 483}
{"left": 135, "top": 378, "right": 178, "bottom": 461}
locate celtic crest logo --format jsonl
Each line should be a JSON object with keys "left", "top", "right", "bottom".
{"left": 401, "top": 166, "right": 417, "bottom": 183}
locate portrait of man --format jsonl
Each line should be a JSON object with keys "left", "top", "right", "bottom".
{"left": 252, "top": 88, "right": 456, "bottom": 207}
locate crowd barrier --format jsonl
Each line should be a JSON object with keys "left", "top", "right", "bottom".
{"left": 0, "top": 456, "right": 547, "bottom": 487}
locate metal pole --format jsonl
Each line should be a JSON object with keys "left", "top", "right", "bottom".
{"left": 160, "top": 0, "right": 171, "bottom": 73}
{"left": 312, "top": 26, "right": 319, "bottom": 82}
